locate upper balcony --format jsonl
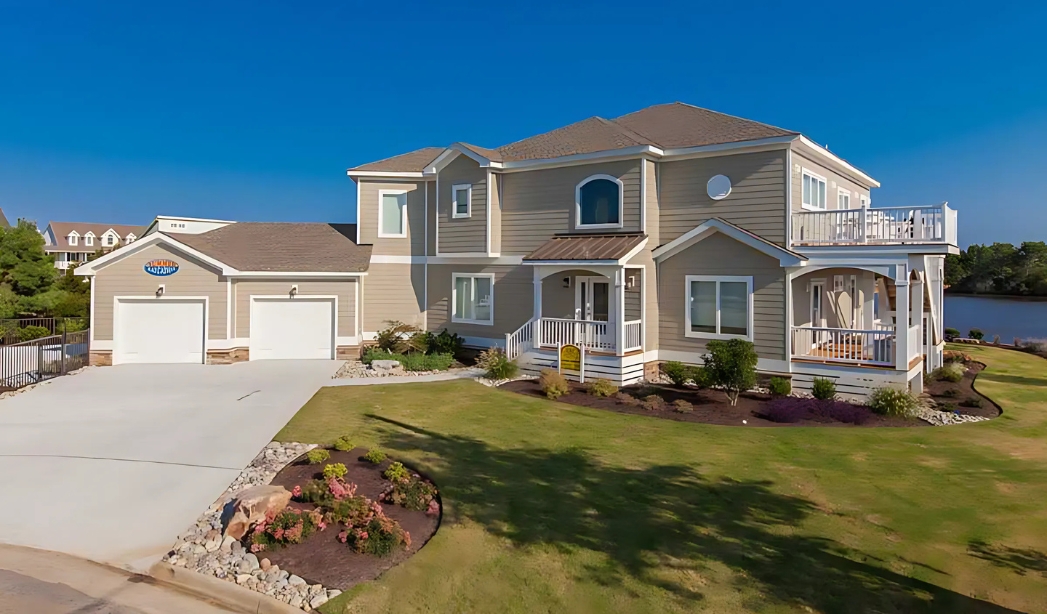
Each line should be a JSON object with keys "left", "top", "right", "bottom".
{"left": 791, "top": 203, "right": 957, "bottom": 250}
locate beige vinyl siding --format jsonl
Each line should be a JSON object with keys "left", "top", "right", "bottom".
{"left": 500, "top": 159, "right": 642, "bottom": 255}
{"left": 624, "top": 268, "right": 642, "bottom": 321}
{"left": 660, "top": 150, "right": 788, "bottom": 246}
{"left": 93, "top": 243, "right": 227, "bottom": 341}
{"left": 427, "top": 264, "right": 533, "bottom": 338}
{"left": 363, "top": 263, "right": 425, "bottom": 331}
{"left": 489, "top": 172, "right": 502, "bottom": 254}
{"left": 358, "top": 180, "right": 427, "bottom": 255}
{"left": 438, "top": 156, "right": 487, "bottom": 254}
{"left": 658, "top": 232, "right": 785, "bottom": 359}
{"left": 790, "top": 149, "right": 872, "bottom": 213}
{"left": 233, "top": 279, "right": 357, "bottom": 338}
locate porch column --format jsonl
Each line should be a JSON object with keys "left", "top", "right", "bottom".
{"left": 533, "top": 267, "right": 542, "bottom": 346}
{"left": 861, "top": 272, "right": 876, "bottom": 330}
{"left": 894, "top": 280, "right": 910, "bottom": 371}
{"left": 615, "top": 267, "right": 626, "bottom": 356}
{"left": 911, "top": 275, "right": 925, "bottom": 364}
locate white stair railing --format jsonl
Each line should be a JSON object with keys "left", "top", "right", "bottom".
{"left": 623, "top": 320, "right": 642, "bottom": 352}
{"left": 504, "top": 319, "right": 535, "bottom": 361}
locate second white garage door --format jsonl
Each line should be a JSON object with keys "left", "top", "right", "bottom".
{"left": 114, "top": 298, "right": 206, "bottom": 365}
{"left": 249, "top": 297, "right": 335, "bottom": 360}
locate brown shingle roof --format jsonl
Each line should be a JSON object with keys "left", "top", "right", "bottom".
{"left": 46, "top": 221, "right": 147, "bottom": 252}
{"left": 348, "top": 146, "right": 445, "bottom": 173}
{"left": 614, "top": 102, "right": 796, "bottom": 149}
{"left": 166, "top": 222, "right": 371, "bottom": 273}
{"left": 523, "top": 233, "right": 647, "bottom": 262}
{"left": 495, "top": 117, "right": 656, "bottom": 162}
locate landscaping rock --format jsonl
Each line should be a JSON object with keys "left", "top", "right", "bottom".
{"left": 310, "top": 593, "right": 329, "bottom": 609}
{"left": 260, "top": 558, "right": 271, "bottom": 571}
{"left": 288, "top": 574, "right": 306, "bottom": 586}
{"left": 223, "top": 485, "right": 293, "bottom": 540}
{"left": 371, "top": 359, "right": 403, "bottom": 372}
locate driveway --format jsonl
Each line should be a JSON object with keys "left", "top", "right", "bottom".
{"left": 0, "top": 361, "right": 341, "bottom": 573}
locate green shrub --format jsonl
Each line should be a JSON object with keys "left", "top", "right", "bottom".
{"left": 703, "top": 339, "right": 758, "bottom": 406}
{"left": 939, "top": 402, "right": 958, "bottom": 413}
{"left": 383, "top": 477, "right": 438, "bottom": 512}
{"left": 688, "top": 366, "right": 709, "bottom": 389}
{"left": 932, "top": 363, "right": 964, "bottom": 383}
{"left": 323, "top": 463, "right": 348, "bottom": 480}
{"left": 361, "top": 347, "right": 398, "bottom": 365}
{"left": 375, "top": 320, "right": 424, "bottom": 353}
{"left": 768, "top": 376, "right": 792, "bottom": 397}
{"left": 944, "top": 327, "right": 961, "bottom": 340}
{"left": 968, "top": 328, "right": 984, "bottom": 340}
{"left": 476, "top": 348, "right": 518, "bottom": 380}
{"left": 383, "top": 461, "right": 411, "bottom": 483}
{"left": 422, "top": 329, "right": 464, "bottom": 356}
{"left": 661, "top": 361, "right": 690, "bottom": 386}
{"left": 811, "top": 377, "right": 837, "bottom": 401}
{"left": 306, "top": 449, "right": 330, "bottom": 464}
{"left": 672, "top": 399, "right": 693, "bottom": 413}
{"left": 17, "top": 325, "right": 51, "bottom": 342}
{"left": 539, "top": 369, "right": 570, "bottom": 400}
{"left": 363, "top": 449, "right": 387, "bottom": 464}
{"left": 587, "top": 378, "right": 618, "bottom": 397}
{"left": 333, "top": 435, "right": 355, "bottom": 452}
{"left": 61, "top": 318, "right": 89, "bottom": 333}
{"left": 399, "top": 352, "right": 454, "bottom": 372}
{"left": 642, "top": 395, "right": 665, "bottom": 411}
{"left": 867, "top": 387, "right": 919, "bottom": 417}
{"left": 939, "top": 388, "right": 960, "bottom": 398}
{"left": 961, "top": 396, "right": 983, "bottom": 408}
{"left": 615, "top": 391, "right": 640, "bottom": 406}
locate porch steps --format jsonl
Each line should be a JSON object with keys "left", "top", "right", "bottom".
{"left": 516, "top": 349, "right": 645, "bottom": 386}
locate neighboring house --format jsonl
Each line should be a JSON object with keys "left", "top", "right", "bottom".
{"left": 42, "top": 222, "right": 145, "bottom": 270}
{"left": 345, "top": 102, "right": 958, "bottom": 397}
{"left": 0, "top": 209, "right": 10, "bottom": 229}
{"left": 73, "top": 102, "right": 958, "bottom": 398}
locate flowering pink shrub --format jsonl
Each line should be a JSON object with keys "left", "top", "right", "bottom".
{"left": 381, "top": 476, "right": 438, "bottom": 512}
{"left": 328, "top": 477, "right": 357, "bottom": 500}
{"left": 248, "top": 508, "right": 318, "bottom": 551}
{"left": 426, "top": 499, "right": 440, "bottom": 517}
{"left": 291, "top": 485, "right": 302, "bottom": 499}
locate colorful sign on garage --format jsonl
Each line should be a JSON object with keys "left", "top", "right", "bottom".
{"left": 144, "top": 259, "right": 179, "bottom": 276}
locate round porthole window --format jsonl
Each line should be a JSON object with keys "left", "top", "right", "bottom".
{"left": 707, "top": 174, "right": 732, "bottom": 200}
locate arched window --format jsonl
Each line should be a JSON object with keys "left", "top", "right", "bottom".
{"left": 575, "top": 175, "right": 623, "bottom": 228}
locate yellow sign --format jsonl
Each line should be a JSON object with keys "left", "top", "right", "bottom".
{"left": 559, "top": 344, "right": 581, "bottom": 372}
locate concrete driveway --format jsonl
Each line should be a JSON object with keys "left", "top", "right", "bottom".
{"left": 0, "top": 361, "right": 341, "bottom": 573}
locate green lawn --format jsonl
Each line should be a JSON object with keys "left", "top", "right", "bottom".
{"left": 276, "top": 346, "right": 1047, "bottom": 614}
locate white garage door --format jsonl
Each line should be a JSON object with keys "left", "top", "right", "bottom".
{"left": 250, "top": 297, "right": 334, "bottom": 360}
{"left": 114, "top": 299, "right": 206, "bottom": 364}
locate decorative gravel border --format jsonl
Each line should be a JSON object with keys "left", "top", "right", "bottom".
{"left": 334, "top": 360, "right": 474, "bottom": 379}
{"left": 162, "top": 442, "right": 344, "bottom": 611}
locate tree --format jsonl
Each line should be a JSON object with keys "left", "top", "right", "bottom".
{"left": 702, "top": 339, "right": 758, "bottom": 406}
{"left": 0, "top": 220, "right": 56, "bottom": 296}
{"left": 945, "top": 241, "right": 1047, "bottom": 297}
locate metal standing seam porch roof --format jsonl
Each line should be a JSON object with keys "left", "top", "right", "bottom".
{"left": 522, "top": 233, "right": 647, "bottom": 262}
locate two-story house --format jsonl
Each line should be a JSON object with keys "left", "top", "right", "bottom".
{"left": 42, "top": 221, "right": 144, "bottom": 270}
{"left": 348, "top": 102, "right": 958, "bottom": 397}
{"left": 74, "top": 103, "right": 957, "bottom": 399}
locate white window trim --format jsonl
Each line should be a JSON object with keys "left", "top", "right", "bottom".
{"left": 837, "top": 187, "right": 852, "bottom": 210}
{"left": 575, "top": 174, "right": 625, "bottom": 230}
{"left": 451, "top": 272, "right": 495, "bottom": 326}
{"left": 859, "top": 194, "right": 869, "bottom": 208}
{"left": 84, "top": 232, "right": 95, "bottom": 247}
{"left": 377, "top": 189, "right": 408, "bottom": 238}
{"left": 684, "top": 275, "right": 754, "bottom": 341}
{"left": 800, "top": 168, "right": 827, "bottom": 211}
{"left": 67, "top": 232, "right": 79, "bottom": 246}
{"left": 451, "top": 183, "right": 472, "bottom": 219}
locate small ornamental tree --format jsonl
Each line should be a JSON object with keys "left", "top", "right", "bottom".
{"left": 702, "top": 339, "right": 758, "bottom": 406}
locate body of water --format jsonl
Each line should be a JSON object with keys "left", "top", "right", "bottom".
{"left": 944, "top": 295, "right": 1047, "bottom": 342}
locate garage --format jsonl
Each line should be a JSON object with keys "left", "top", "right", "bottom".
{"left": 113, "top": 298, "right": 206, "bottom": 364}
{"left": 249, "top": 297, "right": 335, "bottom": 360}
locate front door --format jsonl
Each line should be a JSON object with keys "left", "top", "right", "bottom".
{"left": 575, "top": 277, "right": 613, "bottom": 349}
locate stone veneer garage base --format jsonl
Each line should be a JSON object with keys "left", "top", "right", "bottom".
{"left": 90, "top": 346, "right": 361, "bottom": 367}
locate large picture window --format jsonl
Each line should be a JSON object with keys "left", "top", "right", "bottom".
{"left": 576, "top": 175, "right": 623, "bottom": 228}
{"left": 378, "top": 190, "right": 407, "bottom": 238}
{"left": 452, "top": 273, "right": 494, "bottom": 325}
{"left": 801, "top": 169, "right": 827, "bottom": 210}
{"left": 685, "top": 275, "right": 753, "bottom": 339}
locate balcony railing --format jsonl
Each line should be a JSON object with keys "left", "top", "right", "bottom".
{"left": 791, "top": 204, "right": 957, "bottom": 247}
{"left": 791, "top": 326, "right": 896, "bottom": 366}
{"left": 504, "top": 317, "right": 644, "bottom": 360}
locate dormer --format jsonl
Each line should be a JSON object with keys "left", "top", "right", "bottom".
{"left": 84, "top": 232, "right": 95, "bottom": 247}
{"left": 67, "top": 231, "right": 80, "bottom": 246}
{"left": 102, "top": 229, "right": 120, "bottom": 247}
{"left": 125, "top": 233, "right": 137, "bottom": 244}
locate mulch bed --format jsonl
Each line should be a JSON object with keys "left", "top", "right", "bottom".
{"left": 925, "top": 361, "right": 1001, "bottom": 418}
{"left": 501, "top": 380, "right": 926, "bottom": 427}
{"left": 259, "top": 448, "right": 440, "bottom": 589}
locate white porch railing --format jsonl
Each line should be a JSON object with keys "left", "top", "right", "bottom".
{"left": 623, "top": 320, "right": 642, "bottom": 352}
{"left": 538, "top": 318, "right": 614, "bottom": 352}
{"left": 907, "top": 324, "right": 921, "bottom": 363}
{"left": 791, "top": 204, "right": 957, "bottom": 246}
{"left": 504, "top": 319, "right": 535, "bottom": 361}
{"left": 791, "top": 326, "right": 895, "bottom": 366}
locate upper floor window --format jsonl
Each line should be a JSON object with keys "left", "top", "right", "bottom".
{"left": 576, "top": 175, "right": 623, "bottom": 228}
{"left": 67, "top": 232, "right": 79, "bottom": 246}
{"left": 106, "top": 234, "right": 116, "bottom": 246}
{"left": 859, "top": 194, "right": 869, "bottom": 208}
{"left": 126, "top": 234, "right": 136, "bottom": 243}
{"left": 452, "top": 184, "right": 471, "bottom": 219}
{"left": 452, "top": 273, "right": 493, "bottom": 325}
{"left": 837, "top": 188, "right": 851, "bottom": 210}
{"left": 378, "top": 190, "right": 407, "bottom": 238}
{"left": 685, "top": 275, "right": 753, "bottom": 340}
{"left": 801, "top": 169, "right": 827, "bottom": 210}
{"left": 84, "top": 233, "right": 95, "bottom": 247}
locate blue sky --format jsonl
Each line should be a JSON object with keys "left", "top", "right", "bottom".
{"left": 1, "top": 0, "right": 1045, "bottom": 247}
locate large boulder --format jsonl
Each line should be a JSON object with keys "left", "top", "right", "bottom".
{"left": 222, "top": 485, "right": 292, "bottom": 540}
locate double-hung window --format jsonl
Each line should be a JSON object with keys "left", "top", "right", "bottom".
{"left": 801, "top": 169, "right": 827, "bottom": 210}
{"left": 452, "top": 184, "right": 471, "bottom": 218}
{"left": 378, "top": 190, "right": 407, "bottom": 238}
{"left": 685, "top": 275, "right": 753, "bottom": 340}
{"left": 838, "top": 188, "right": 851, "bottom": 210}
{"left": 452, "top": 273, "right": 494, "bottom": 325}
{"left": 67, "top": 233, "right": 78, "bottom": 246}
